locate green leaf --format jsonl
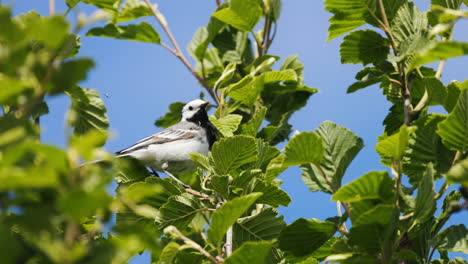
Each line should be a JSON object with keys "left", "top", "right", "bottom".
{"left": 332, "top": 171, "right": 393, "bottom": 203}
{"left": 210, "top": 135, "right": 258, "bottom": 175}
{"left": 58, "top": 189, "right": 112, "bottom": 221}
{"left": 114, "top": 157, "right": 150, "bottom": 184}
{"left": 340, "top": 30, "right": 389, "bottom": 65}
{"left": 66, "top": 0, "right": 80, "bottom": 8}
{"left": 324, "top": 0, "right": 367, "bottom": 41}
{"left": 253, "top": 180, "right": 291, "bottom": 207}
{"left": 347, "top": 66, "right": 389, "bottom": 93}
{"left": 402, "top": 114, "right": 454, "bottom": 184}
{"left": 445, "top": 158, "right": 468, "bottom": 185}
{"left": 432, "top": 0, "right": 463, "bottom": 9}
{"left": 154, "top": 102, "right": 185, "bottom": 128}
{"left": 189, "top": 153, "right": 211, "bottom": 171}
{"left": 413, "top": 164, "right": 436, "bottom": 225}
{"left": 391, "top": 3, "right": 430, "bottom": 46}
{"left": 18, "top": 12, "right": 70, "bottom": 49}
{"left": 240, "top": 107, "right": 267, "bottom": 137}
{"left": 281, "top": 55, "right": 305, "bottom": 84}
{"left": 278, "top": 218, "right": 337, "bottom": 257}
{"left": 301, "top": 121, "right": 364, "bottom": 193}
{"left": 438, "top": 224, "right": 468, "bottom": 254}
{"left": 82, "top": 0, "right": 120, "bottom": 12}
{"left": 0, "top": 143, "right": 68, "bottom": 190}
{"left": 188, "top": 17, "right": 224, "bottom": 61}
{"left": 207, "top": 193, "right": 262, "bottom": 246}
{"left": 51, "top": 58, "right": 95, "bottom": 94}
{"left": 0, "top": 76, "right": 31, "bottom": 105}
{"left": 284, "top": 132, "right": 324, "bottom": 166}
{"left": 246, "top": 139, "right": 280, "bottom": 171}
{"left": 67, "top": 86, "right": 109, "bottom": 135}
{"left": 234, "top": 208, "right": 286, "bottom": 245}
{"left": 209, "top": 175, "right": 230, "bottom": 198}
{"left": 117, "top": 0, "right": 155, "bottom": 22}
{"left": 87, "top": 22, "right": 160, "bottom": 43}
{"left": 437, "top": 89, "right": 468, "bottom": 151}
{"left": 0, "top": 117, "right": 38, "bottom": 150}
{"left": 212, "top": 0, "right": 262, "bottom": 31}
{"left": 209, "top": 114, "right": 242, "bottom": 137}
{"left": 348, "top": 204, "right": 398, "bottom": 252}
{"left": 376, "top": 125, "right": 415, "bottom": 167}
{"left": 259, "top": 112, "right": 293, "bottom": 145}
{"left": 411, "top": 42, "right": 468, "bottom": 70}
{"left": 325, "top": 0, "right": 406, "bottom": 41}
{"left": 444, "top": 80, "right": 468, "bottom": 113}
{"left": 156, "top": 242, "right": 181, "bottom": 264}
{"left": 225, "top": 241, "right": 273, "bottom": 264}
{"left": 156, "top": 193, "right": 205, "bottom": 229}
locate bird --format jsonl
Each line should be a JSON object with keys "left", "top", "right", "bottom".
{"left": 115, "top": 99, "right": 218, "bottom": 177}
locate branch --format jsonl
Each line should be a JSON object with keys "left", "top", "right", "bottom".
{"left": 144, "top": 0, "right": 220, "bottom": 105}
{"left": 392, "top": 160, "right": 402, "bottom": 208}
{"left": 225, "top": 226, "right": 233, "bottom": 257}
{"left": 49, "top": 0, "right": 55, "bottom": 16}
{"left": 165, "top": 226, "right": 222, "bottom": 264}
{"left": 317, "top": 165, "right": 351, "bottom": 214}
{"left": 376, "top": 0, "right": 413, "bottom": 125}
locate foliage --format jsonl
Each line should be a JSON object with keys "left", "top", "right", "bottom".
{"left": 1, "top": 0, "right": 468, "bottom": 263}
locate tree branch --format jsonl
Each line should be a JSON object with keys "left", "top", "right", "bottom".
{"left": 376, "top": 0, "right": 413, "bottom": 125}
{"left": 49, "top": 0, "right": 55, "bottom": 16}
{"left": 144, "top": 0, "right": 220, "bottom": 105}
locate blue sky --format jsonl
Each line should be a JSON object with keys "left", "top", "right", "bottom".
{"left": 7, "top": 0, "right": 468, "bottom": 262}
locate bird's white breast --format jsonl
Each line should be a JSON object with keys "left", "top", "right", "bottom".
{"left": 128, "top": 128, "right": 209, "bottom": 173}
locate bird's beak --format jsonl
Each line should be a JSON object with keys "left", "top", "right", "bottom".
{"left": 201, "top": 102, "right": 210, "bottom": 109}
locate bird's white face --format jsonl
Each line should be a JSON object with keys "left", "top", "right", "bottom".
{"left": 181, "top": 99, "right": 209, "bottom": 121}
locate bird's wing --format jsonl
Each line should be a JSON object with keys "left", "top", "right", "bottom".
{"left": 115, "top": 122, "right": 201, "bottom": 155}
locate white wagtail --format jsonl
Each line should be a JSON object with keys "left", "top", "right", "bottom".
{"left": 115, "top": 99, "right": 218, "bottom": 180}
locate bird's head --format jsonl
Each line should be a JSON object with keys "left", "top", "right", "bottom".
{"left": 182, "top": 99, "right": 210, "bottom": 122}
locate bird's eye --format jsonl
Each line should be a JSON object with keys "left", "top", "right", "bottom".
{"left": 188, "top": 106, "right": 194, "bottom": 111}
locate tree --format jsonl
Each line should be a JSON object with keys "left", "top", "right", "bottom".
{"left": 0, "top": 0, "right": 467, "bottom": 263}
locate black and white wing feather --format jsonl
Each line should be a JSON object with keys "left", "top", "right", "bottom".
{"left": 115, "top": 122, "right": 201, "bottom": 156}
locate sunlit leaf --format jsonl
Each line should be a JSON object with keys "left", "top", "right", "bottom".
{"left": 225, "top": 241, "right": 273, "bottom": 264}
{"left": 445, "top": 158, "right": 468, "bottom": 185}
{"left": 332, "top": 171, "right": 393, "bottom": 203}
{"left": 437, "top": 89, "right": 468, "bottom": 151}
{"left": 209, "top": 114, "right": 242, "bottom": 137}
{"left": 87, "top": 22, "right": 161, "bottom": 43}
{"left": 284, "top": 132, "right": 324, "bottom": 166}
{"left": 67, "top": 86, "right": 109, "bottom": 135}
{"left": 156, "top": 193, "right": 205, "bottom": 229}
{"left": 340, "top": 30, "right": 389, "bottom": 65}
{"left": 212, "top": 0, "right": 262, "bottom": 31}
{"left": 301, "top": 121, "right": 364, "bottom": 193}
{"left": 207, "top": 193, "right": 262, "bottom": 246}
{"left": 209, "top": 135, "right": 258, "bottom": 175}
{"left": 278, "top": 218, "right": 336, "bottom": 257}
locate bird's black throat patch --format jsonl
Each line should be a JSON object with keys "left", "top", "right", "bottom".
{"left": 187, "top": 108, "right": 217, "bottom": 149}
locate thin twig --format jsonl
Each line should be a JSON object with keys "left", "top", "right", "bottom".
{"left": 392, "top": 160, "right": 402, "bottom": 208}
{"left": 336, "top": 201, "right": 349, "bottom": 235}
{"left": 165, "top": 226, "right": 222, "bottom": 264}
{"left": 225, "top": 226, "right": 233, "bottom": 257}
{"left": 143, "top": 0, "right": 220, "bottom": 105}
{"left": 317, "top": 165, "right": 351, "bottom": 214}
{"left": 49, "top": 0, "right": 55, "bottom": 16}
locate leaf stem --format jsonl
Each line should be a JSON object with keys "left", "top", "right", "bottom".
{"left": 392, "top": 160, "right": 402, "bottom": 208}
{"left": 317, "top": 165, "right": 351, "bottom": 214}
{"left": 144, "top": 0, "right": 220, "bottom": 105}
{"left": 165, "top": 226, "right": 222, "bottom": 264}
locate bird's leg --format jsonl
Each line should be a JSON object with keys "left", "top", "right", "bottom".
{"left": 150, "top": 168, "right": 160, "bottom": 177}
{"left": 161, "top": 162, "right": 190, "bottom": 189}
